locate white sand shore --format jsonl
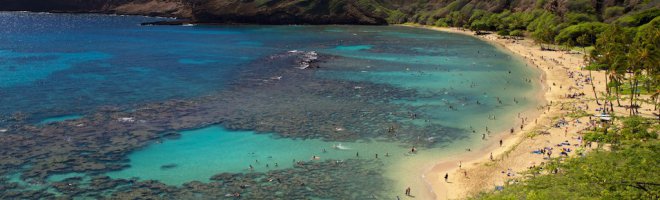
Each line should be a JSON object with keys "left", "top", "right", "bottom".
{"left": 399, "top": 24, "right": 633, "bottom": 199}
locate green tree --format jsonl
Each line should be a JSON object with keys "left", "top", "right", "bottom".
{"left": 635, "top": 17, "right": 660, "bottom": 102}
{"left": 470, "top": 19, "right": 489, "bottom": 34}
{"left": 447, "top": 11, "right": 467, "bottom": 27}
{"left": 554, "top": 22, "right": 607, "bottom": 46}
{"left": 628, "top": 35, "right": 657, "bottom": 115}
{"left": 509, "top": 30, "right": 524, "bottom": 38}
{"left": 620, "top": 116, "right": 657, "bottom": 140}
{"left": 529, "top": 11, "right": 560, "bottom": 48}
{"left": 565, "top": 12, "right": 598, "bottom": 25}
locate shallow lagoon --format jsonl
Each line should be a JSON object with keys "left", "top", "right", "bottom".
{"left": 0, "top": 12, "right": 541, "bottom": 199}
{"left": 108, "top": 126, "right": 411, "bottom": 185}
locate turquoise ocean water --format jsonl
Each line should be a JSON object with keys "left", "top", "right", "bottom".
{"left": 0, "top": 12, "right": 540, "bottom": 198}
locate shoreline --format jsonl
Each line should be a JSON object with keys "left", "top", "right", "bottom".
{"left": 401, "top": 24, "right": 590, "bottom": 199}
{"left": 380, "top": 24, "right": 547, "bottom": 200}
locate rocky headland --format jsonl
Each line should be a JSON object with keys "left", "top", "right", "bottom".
{"left": 0, "top": 0, "right": 397, "bottom": 25}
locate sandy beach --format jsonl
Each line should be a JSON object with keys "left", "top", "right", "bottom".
{"left": 399, "top": 24, "right": 639, "bottom": 199}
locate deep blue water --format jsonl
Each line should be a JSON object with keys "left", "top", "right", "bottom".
{"left": 1, "top": 12, "right": 538, "bottom": 128}
{"left": 1, "top": 13, "right": 273, "bottom": 121}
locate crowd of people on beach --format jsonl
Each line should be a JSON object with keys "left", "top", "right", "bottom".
{"left": 420, "top": 30, "right": 615, "bottom": 199}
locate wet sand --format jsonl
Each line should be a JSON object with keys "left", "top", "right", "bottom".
{"left": 400, "top": 24, "right": 629, "bottom": 199}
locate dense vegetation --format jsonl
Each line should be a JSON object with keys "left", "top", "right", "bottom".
{"left": 587, "top": 18, "right": 659, "bottom": 115}
{"left": 475, "top": 116, "right": 659, "bottom": 199}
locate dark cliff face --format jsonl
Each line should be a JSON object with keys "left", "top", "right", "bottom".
{"left": 0, "top": 0, "right": 108, "bottom": 12}
{"left": 0, "top": 0, "right": 192, "bottom": 18}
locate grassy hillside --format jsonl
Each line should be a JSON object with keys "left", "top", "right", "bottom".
{"left": 474, "top": 116, "right": 659, "bottom": 199}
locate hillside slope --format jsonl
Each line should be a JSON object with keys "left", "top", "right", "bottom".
{"left": 1, "top": 0, "right": 658, "bottom": 25}
{"left": 0, "top": 0, "right": 399, "bottom": 24}
{"left": 190, "top": 0, "right": 398, "bottom": 24}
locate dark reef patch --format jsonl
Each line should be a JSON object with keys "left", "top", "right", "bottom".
{"left": 2, "top": 160, "right": 389, "bottom": 199}
{"left": 0, "top": 51, "right": 466, "bottom": 198}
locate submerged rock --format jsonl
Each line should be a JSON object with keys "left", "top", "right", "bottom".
{"left": 160, "top": 164, "right": 178, "bottom": 170}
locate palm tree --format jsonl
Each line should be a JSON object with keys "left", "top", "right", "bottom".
{"left": 609, "top": 65, "right": 624, "bottom": 107}
{"left": 609, "top": 52, "right": 630, "bottom": 107}
{"left": 628, "top": 46, "right": 652, "bottom": 115}
{"left": 652, "top": 91, "right": 660, "bottom": 111}
{"left": 600, "top": 42, "right": 615, "bottom": 113}
{"left": 635, "top": 21, "right": 660, "bottom": 99}
{"left": 584, "top": 55, "right": 601, "bottom": 105}
{"left": 576, "top": 34, "right": 590, "bottom": 53}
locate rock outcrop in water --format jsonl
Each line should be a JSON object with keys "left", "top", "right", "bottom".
{"left": 288, "top": 50, "right": 319, "bottom": 69}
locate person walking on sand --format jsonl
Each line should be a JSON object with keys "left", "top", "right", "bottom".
{"left": 444, "top": 173, "right": 449, "bottom": 182}
{"left": 405, "top": 187, "right": 411, "bottom": 196}
{"left": 500, "top": 139, "right": 503, "bottom": 147}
